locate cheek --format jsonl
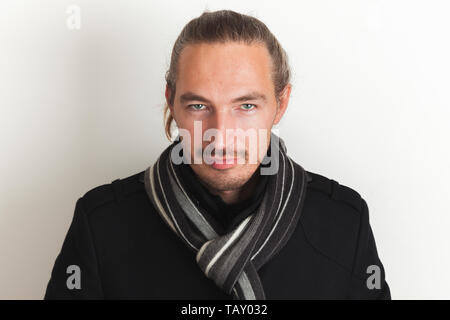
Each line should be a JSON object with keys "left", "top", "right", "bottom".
{"left": 233, "top": 110, "right": 274, "bottom": 131}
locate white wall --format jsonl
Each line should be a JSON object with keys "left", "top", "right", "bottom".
{"left": 1, "top": 0, "right": 449, "bottom": 299}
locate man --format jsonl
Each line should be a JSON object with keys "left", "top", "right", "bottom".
{"left": 44, "top": 9, "right": 390, "bottom": 300}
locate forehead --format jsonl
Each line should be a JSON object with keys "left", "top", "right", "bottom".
{"left": 176, "top": 42, "right": 274, "bottom": 95}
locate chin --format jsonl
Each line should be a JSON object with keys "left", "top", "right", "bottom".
{"left": 198, "top": 165, "right": 256, "bottom": 191}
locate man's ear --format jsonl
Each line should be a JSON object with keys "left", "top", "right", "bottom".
{"left": 165, "top": 84, "right": 174, "bottom": 114}
{"left": 273, "top": 84, "right": 292, "bottom": 125}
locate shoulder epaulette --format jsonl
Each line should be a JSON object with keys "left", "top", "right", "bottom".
{"left": 81, "top": 170, "right": 145, "bottom": 213}
{"left": 306, "top": 171, "right": 363, "bottom": 212}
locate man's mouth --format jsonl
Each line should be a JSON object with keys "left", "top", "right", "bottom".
{"left": 209, "top": 157, "right": 238, "bottom": 170}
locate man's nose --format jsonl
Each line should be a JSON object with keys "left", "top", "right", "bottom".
{"left": 206, "top": 109, "right": 234, "bottom": 150}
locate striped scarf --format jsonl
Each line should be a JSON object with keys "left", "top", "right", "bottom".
{"left": 143, "top": 132, "right": 309, "bottom": 300}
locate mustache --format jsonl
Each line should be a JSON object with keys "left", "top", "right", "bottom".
{"left": 193, "top": 148, "right": 247, "bottom": 159}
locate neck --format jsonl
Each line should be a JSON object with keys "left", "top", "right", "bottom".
{"left": 200, "top": 171, "right": 260, "bottom": 205}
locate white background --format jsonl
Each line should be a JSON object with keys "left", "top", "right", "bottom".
{"left": 1, "top": 0, "right": 449, "bottom": 299}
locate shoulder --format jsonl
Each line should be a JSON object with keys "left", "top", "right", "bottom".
{"left": 80, "top": 170, "right": 146, "bottom": 215}
{"left": 300, "top": 170, "right": 368, "bottom": 272}
{"left": 305, "top": 171, "right": 364, "bottom": 211}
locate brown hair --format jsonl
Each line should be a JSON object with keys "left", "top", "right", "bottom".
{"left": 163, "top": 9, "right": 291, "bottom": 141}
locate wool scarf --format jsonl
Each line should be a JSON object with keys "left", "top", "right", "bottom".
{"left": 143, "top": 132, "right": 309, "bottom": 300}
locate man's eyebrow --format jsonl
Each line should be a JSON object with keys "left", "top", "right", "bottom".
{"left": 179, "top": 92, "right": 211, "bottom": 104}
{"left": 179, "top": 91, "right": 267, "bottom": 104}
{"left": 231, "top": 92, "right": 267, "bottom": 103}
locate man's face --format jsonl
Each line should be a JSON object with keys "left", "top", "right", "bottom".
{"left": 167, "top": 42, "right": 290, "bottom": 192}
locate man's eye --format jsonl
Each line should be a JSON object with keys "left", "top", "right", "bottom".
{"left": 189, "top": 104, "right": 206, "bottom": 111}
{"left": 241, "top": 104, "right": 256, "bottom": 111}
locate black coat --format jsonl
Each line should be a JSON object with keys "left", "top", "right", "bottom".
{"left": 44, "top": 168, "right": 391, "bottom": 300}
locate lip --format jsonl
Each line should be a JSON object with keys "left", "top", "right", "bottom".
{"left": 210, "top": 157, "right": 238, "bottom": 170}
